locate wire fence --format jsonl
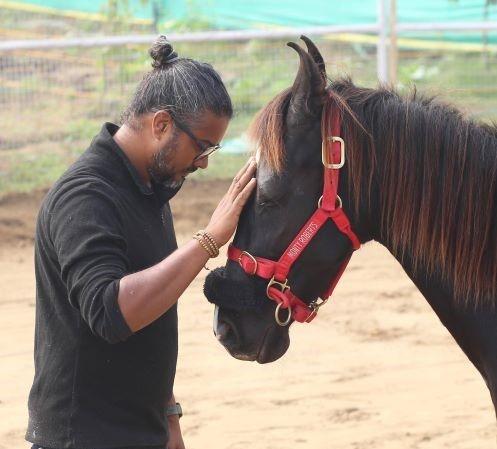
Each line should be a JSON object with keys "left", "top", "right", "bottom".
{"left": 1, "top": 29, "right": 497, "bottom": 195}
{"left": 0, "top": 29, "right": 383, "bottom": 148}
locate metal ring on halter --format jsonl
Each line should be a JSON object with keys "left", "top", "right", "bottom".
{"left": 275, "top": 302, "right": 292, "bottom": 326}
{"left": 317, "top": 195, "right": 343, "bottom": 209}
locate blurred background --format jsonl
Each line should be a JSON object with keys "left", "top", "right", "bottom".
{"left": 2, "top": 0, "right": 497, "bottom": 194}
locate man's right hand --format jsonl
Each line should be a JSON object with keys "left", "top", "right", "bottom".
{"left": 205, "top": 158, "right": 257, "bottom": 247}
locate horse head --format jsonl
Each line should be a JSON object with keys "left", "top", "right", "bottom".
{"left": 204, "top": 36, "right": 371, "bottom": 363}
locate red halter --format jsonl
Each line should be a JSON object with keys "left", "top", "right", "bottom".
{"left": 227, "top": 97, "right": 361, "bottom": 326}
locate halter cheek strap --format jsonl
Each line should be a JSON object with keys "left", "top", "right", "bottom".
{"left": 227, "top": 97, "right": 361, "bottom": 325}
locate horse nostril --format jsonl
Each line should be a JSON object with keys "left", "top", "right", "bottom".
{"left": 215, "top": 321, "right": 231, "bottom": 341}
{"left": 213, "top": 307, "right": 241, "bottom": 349}
{"left": 215, "top": 319, "right": 241, "bottom": 350}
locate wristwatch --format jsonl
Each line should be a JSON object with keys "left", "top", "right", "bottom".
{"left": 166, "top": 402, "right": 183, "bottom": 419}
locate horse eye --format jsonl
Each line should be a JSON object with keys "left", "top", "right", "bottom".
{"left": 257, "top": 191, "right": 284, "bottom": 210}
{"left": 258, "top": 199, "right": 277, "bottom": 210}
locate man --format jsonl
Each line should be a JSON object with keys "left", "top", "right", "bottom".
{"left": 26, "top": 36, "right": 256, "bottom": 449}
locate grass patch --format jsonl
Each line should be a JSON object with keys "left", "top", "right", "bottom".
{"left": 0, "top": 151, "right": 70, "bottom": 195}
{"left": 0, "top": 145, "right": 249, "bottom": 197}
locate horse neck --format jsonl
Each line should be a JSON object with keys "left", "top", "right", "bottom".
{"left": 344, "top": 127, "right": 497, "bottom": 388}
{"left": 387, "top": 245, "right": 497, "bottom": 387}
{"left": 340, "top": 91, "right": 497, "bottom": 384}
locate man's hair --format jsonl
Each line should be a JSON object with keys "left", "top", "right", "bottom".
{"left": 123, "top": 35, "right": 233, "bottom": 127}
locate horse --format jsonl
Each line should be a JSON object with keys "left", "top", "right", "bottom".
{"left": 204, "top": 35, "right": 497, "bottom": 416}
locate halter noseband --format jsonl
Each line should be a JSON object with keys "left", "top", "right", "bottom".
{"left": 228, "top": 96, "right": 361, "bottom": 326}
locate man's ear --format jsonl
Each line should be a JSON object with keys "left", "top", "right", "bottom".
{"left": 152, "top": 110, "right": 173, "bottom": 140}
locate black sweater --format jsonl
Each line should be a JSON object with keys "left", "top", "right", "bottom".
{"left": 26, "top": 123, "right": 181, "bottom": 449}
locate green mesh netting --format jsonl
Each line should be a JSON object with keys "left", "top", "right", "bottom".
{"left": 6, "top": 0, "right": 497, "bottom": 28}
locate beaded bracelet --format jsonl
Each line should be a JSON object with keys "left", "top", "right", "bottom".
{"left": 193, "top": 234, "right": 216, "bottom": 258}
{"left": 198, "top": 233, "right": 218, "bottom": 256}
{"left": 199, "top": 230, "right": 220, "bottom": 254}
{"left": 193, "top": 231, "right": 220, "bottom": 258}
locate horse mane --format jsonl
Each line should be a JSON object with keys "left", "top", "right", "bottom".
{"left": 248, "top": 87, "right": 292, "bottom": 171}
{"left": 249, "top": 77, "right": 497, "bottom": 307}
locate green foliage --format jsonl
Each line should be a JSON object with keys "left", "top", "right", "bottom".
{"left": 396, "top": 50, "right": 497, "bottom": 118}
{"left": 0, "top": 152, "right": 70, "bottom": 195}
{"left": 101, "top": 0, "right": 151, "bottom": 33}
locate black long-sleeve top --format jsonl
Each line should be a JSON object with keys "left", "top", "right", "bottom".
{"left": 26, "top": 123, "right": 182, "bottom": 449}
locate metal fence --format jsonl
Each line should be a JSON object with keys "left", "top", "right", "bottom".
{"left": 1, "top": 25, "right": 497, "bottom": 194}
{"left": 0, "top": 29, "right": 381, "bottom": 147}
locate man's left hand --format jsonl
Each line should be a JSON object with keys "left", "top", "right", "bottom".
{"left": 167, "top": 415, "right": 185, "bottom": 449}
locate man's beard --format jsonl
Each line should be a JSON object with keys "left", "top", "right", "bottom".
{"left": 148, "top": 133, "right": 196, "bottom": 189}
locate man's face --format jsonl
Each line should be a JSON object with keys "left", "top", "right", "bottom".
{"left": 148, "top": 110, "right": 229, "bottom": 187}
{"left": 148, "top": 128, "right": 183, "bottom": 188}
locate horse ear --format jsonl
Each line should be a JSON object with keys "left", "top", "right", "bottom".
{"left": 286, "top": 41, "right": 326, "bottom": 126}
{"left": 300, "top": 35, "right": 326, "bottom": 81}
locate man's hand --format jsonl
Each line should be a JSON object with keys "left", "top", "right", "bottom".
{"left": 118, "top": 158, "right": 256, "bottom": 333}
{"left": 167, "top": 414, "right": 185, "bottom": 449}
{"left": 205, "top": 157, "right": 257, "bottom": 246}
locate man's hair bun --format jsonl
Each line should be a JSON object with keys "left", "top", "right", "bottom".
{"left": 149, "top": 35, "right": 179, "bottom": 69}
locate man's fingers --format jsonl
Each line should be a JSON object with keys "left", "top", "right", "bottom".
{"left": 227, "top": 158, "right": 251, "bottom": 195}
{"left": 229, "top": 161, "right": 256, "bottom": 198}
{"left": 227, "top": 158, "right": 256, "bottom": 196}
{"left": 232, "top": 178, "right": 256, "bottom": 211}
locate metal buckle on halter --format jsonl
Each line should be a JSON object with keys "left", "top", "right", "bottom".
{"left": 237, "top": 251, "right": 258, "bottom": 276}
{"left": 266, "top": 276, "right": 290, "bottom": 297}
{"left": 305, "top": 296, "right": 330, "bottom": 322}
{"left": 322, "top": 136, "right": 345, "bottom": 169}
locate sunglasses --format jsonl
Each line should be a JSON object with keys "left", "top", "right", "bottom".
{"left": 170, "top": 115, "right": 221, "bottom": 162}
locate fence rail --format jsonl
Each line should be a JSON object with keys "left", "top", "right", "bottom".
{"left": 0, "top": 25, "right": 382, "bottom": 50}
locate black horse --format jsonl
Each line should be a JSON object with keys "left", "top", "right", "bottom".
{"left": 204, "top": 36, "right": 497, "bottom": 415}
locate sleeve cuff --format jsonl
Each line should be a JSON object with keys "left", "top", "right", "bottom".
{"left": 102, "top": 279, "right": 133, "bottom": 343}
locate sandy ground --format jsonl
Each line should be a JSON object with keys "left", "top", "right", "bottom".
{"left": 0, "top": 179, "right": 496, "bottom": 449}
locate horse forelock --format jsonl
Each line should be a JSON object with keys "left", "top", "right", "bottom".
{"left": 248, "top": 87, "right": 292, "bottom": 173}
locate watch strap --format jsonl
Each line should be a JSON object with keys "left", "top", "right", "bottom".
{"left": 166, "top": 402, "right": 182, "bottom": 419}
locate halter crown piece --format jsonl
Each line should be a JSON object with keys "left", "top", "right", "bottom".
{"left": 228, "top": 94, "right": 361, "bottom": 326}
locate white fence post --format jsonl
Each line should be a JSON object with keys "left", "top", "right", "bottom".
{"left": 389, "top": 0, "right": 397, "bottom": 85}
{"left": 377, "top": 0, "right": 389, "bottom": 84}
